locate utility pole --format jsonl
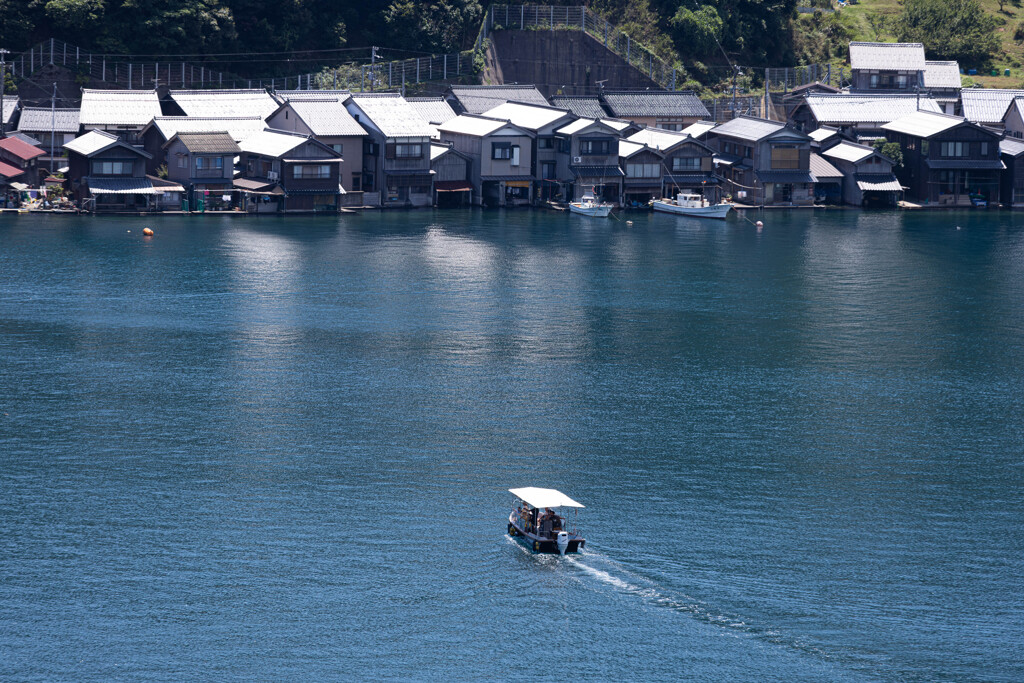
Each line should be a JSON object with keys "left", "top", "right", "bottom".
{"left": 50, "top": 82, "right": 56, "bottom": 175}
{"left": 732, "top": 65, "right": 740, "bottom": 118}
{"left": 370, "top": 46, "right": 378, "bottom": 92}
{"left": 0, "top": 48, "right": 9, "bottom": 138}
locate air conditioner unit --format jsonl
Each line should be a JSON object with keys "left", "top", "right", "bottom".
{"left": 267, "top": 171, "right": 279, "bottom": 181}
{"left": 573, "top": 156, "right": 582, "bottom": 163}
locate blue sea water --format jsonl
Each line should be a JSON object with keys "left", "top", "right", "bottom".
{"left": 1, "top": 209, "right": 1022, "bottom": 681}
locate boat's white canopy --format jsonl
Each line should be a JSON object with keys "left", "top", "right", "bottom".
{"left": 509, "top": 487, "right": 584, "bottom": 509}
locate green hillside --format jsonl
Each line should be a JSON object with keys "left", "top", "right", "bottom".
{"left": 837, "top": 0, "right": 1024, "bottom": 87}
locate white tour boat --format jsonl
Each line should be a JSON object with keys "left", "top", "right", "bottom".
{"left": 569, "top": 191, "right": 613, "bottom": 217}
{"left": 652, "top": 193, "right": 733, "bottom": 219}
{"left": 507, "top": 487, "right": 586, "bottom": 555}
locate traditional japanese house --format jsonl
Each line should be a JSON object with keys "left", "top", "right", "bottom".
{"left": 140, "top": 116, "right": 265, "bottom": 175}
{"left": 63, "top": 129, "right": 168, "bottom": 211}
{"left": 16, "top": 107, "right": 80, "bottom": 170}
{"left": 0, "top": 136, "right": 46, "bottom": 186}
{"left": 999, "top": 137, "right": 1024, "bottom": 207}
{"left": 479, "top": 101, "right": 576, "bottom": 203}
{"left": 79, "top": 89, "right": 161, "bottom": 144}
{"left": 600, "top": 91, "right": 710, "bottom": 131}
{"left": 430, "top": 142, "right": 473, "bottom": 207}
{"left": 882, "top": 110, "right": 1003, "bottom": 205}
{"left": 962, "top": 89, "right": 1024, "bottom": 128}
{"left": 345, "top": 94, "right": 435, "bottom": 207}
{"left": 618, "top": 140, "right": 664, "bottom": 206}
{"left": 163, "top": 131, "right": 241, "bottom": 210}
{"left": 437, "top": 114, "right": 535, "bottom": 206}
{"left": 922, "top": 61, "right": 962, "bottom": 115}
{"left": 553, "top": 117, "right": 624, "bottom": 204}
{"left": 626, "top": 126, "right": 718, "bottom": 201}
{"left": 236, "top": 129, "right": 345, "bottom": 212}
{"left": 266, "top": 92, "right": 366, "bottom": 201}
{"left": 848, "top": 42, "right": 925, "bottom": 93}
{"left": 819, "top": 140, "right": 902, "bottom": 206}
{"left": 447, "top": 85, "right": 549, "bottom": 115}
{"left": 706, "top": 116, "right": 814, "bottom": 206}
{"left": 790, "top": 94, "right": 942, "bottom": 140}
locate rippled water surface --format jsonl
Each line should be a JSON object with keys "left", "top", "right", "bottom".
{"left": 1, "top": 209, "right": 1022, "bottom": 681}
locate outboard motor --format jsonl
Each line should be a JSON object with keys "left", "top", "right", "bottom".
{"left": 556, "top": 531, "right": 570, "bottom": 555}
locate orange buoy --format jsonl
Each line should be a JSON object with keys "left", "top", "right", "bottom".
{"left": 142, "top": 227, "right": 154, "bottom": 236}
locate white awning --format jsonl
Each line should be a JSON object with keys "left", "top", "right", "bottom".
{"left": 509, "top": 487, "right": 584, "bottom": 509}
{"left": 857, "top": 179, "right": 903, "bottom": 192}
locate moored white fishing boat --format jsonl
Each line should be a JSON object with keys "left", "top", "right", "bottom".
{"left": 569, "top": 191, "right": 613, "bottom": 217}
{"left": 652, "top": 193, "right": 732, "bottom": 219}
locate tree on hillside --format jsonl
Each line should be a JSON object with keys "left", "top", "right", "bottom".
{"left": 670, "top": 5, "right": 723, "bottom": 58}
{"left": 895, "top": 0, "right": 999, "bottom": 65}
{"left": 384, "top": 0, "right": 482, "bottom": 54}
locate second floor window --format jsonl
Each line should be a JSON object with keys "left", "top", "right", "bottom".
{"left": 626, "top": 163, "right": 660, "bottom": 178}
{"left": 293, "top": 164, "right": 332, "bottom": 179}
{"left": 770, "top": 145, "right": 800, "bottom": 169}
{"left": 580, "top": 138, "right": 611, "bottom": 155}
{"left": 940, "top": 142, "right": 967, "bottom": 157}
{"left": 195, "top": 156, "right": 223, "bottom": 170}
{"left": 672, "top": 157, "right": 700, "bottom": 171}
{"left": 386, "top": 143, "right": 421, "bottom": 159}
{"left": 91, "top": 160, "right": 132, "bottom": 175}
{"left": 492, "top": 143, "right": 512, "bottom": 159}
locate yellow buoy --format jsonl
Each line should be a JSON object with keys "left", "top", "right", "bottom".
{"left": 142, "top": 227, "right": 154, "bottom": 236}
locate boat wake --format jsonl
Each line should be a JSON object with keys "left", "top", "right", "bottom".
{"left": 561, "top": 549, "right": 845, "bottom": 671}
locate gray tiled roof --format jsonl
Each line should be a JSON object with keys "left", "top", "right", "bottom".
{"left": 169, "top": 89, "right": 279, "bottom": 119}
{"left": 923, "top": 61, "right": 962, "bottom": 90}
{"left": 601, "top": 91, "right": 709, "bottom": 119}
{"left": 882, "top": 110, "right": 965, "bottom": 138}
{"left": 18, "top": 107, "right": 80, "bottom": 133}
{"left": 348, "top": 94, "right": 435, "bottom": 138}
{"left": 237, "top": 129, "right": 309, "bottom": 158}
{"left": 960, "top": 88, "right": 1024, "bottom": 125}
{"left": 172, "top": 131, "right": 241, "bottom": 154}
{"left": 2, "top": 97, "right": 19, "bottom": 125}
{"left": 80, "top": 89, "right": 161, "bottom": 127}
{"left": 849, "top": 42, "right": 926, "bottom": 71}
{"left": 804, "top": 94, "right": 942, "bottom": 125}
{"left": 809, "top": 152, "right": 843, "bottom": 179}
{"left": 148, "top": 116, "right": 266, "bottom": 143}
{"left": 283, "top": 98, "right": 367, "bottom": 136}
{"left": 65, "top": 129, "right": 152, "bottom": 158}
{"left": 711, "top": 116, "right": 786, "bottom": 141}
{"left": 1000, "top": 137, "right": 1024, "bottom": 156}
{"left": 821, "top": 140, "right": 876, "bottom": 163}
{"left": 406, "top": 97, "right": 457, "bottom": 125}
{"left": 449, "top": 85, "right": 549, "bottom": 114}
{"left": 550, "top": 96, "right": 608, "bottom": 119}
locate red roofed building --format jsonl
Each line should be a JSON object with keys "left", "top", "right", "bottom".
{"left": 0, "top": 136, "right": 45, "bottom": 186}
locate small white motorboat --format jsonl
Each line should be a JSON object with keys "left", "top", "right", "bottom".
{"left": 507, "top": 487, "right": 586, "bottom": 554}
{"left": 652, "top": 193, "right": 732, "bottom": 219}
{"left": 569, "top": 191, "right": 613, "bottom": 217}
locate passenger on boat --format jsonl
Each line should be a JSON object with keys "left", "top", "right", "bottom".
{"left": 540, "top": 508, "right": 558, "bottom": 537}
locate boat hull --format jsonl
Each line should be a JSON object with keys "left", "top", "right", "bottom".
{"left": 651, "top": 200, "right": 732, "bottom": 219}
{"left": 507, "top": 518, "right": 585, "bottom": 554}
{"left": 569, "top": 203, "right": 613, "bottom": 217}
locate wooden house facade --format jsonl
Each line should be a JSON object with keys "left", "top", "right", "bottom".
{"left": 882, "top": 111, "right": 1003, "bottom": 205}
